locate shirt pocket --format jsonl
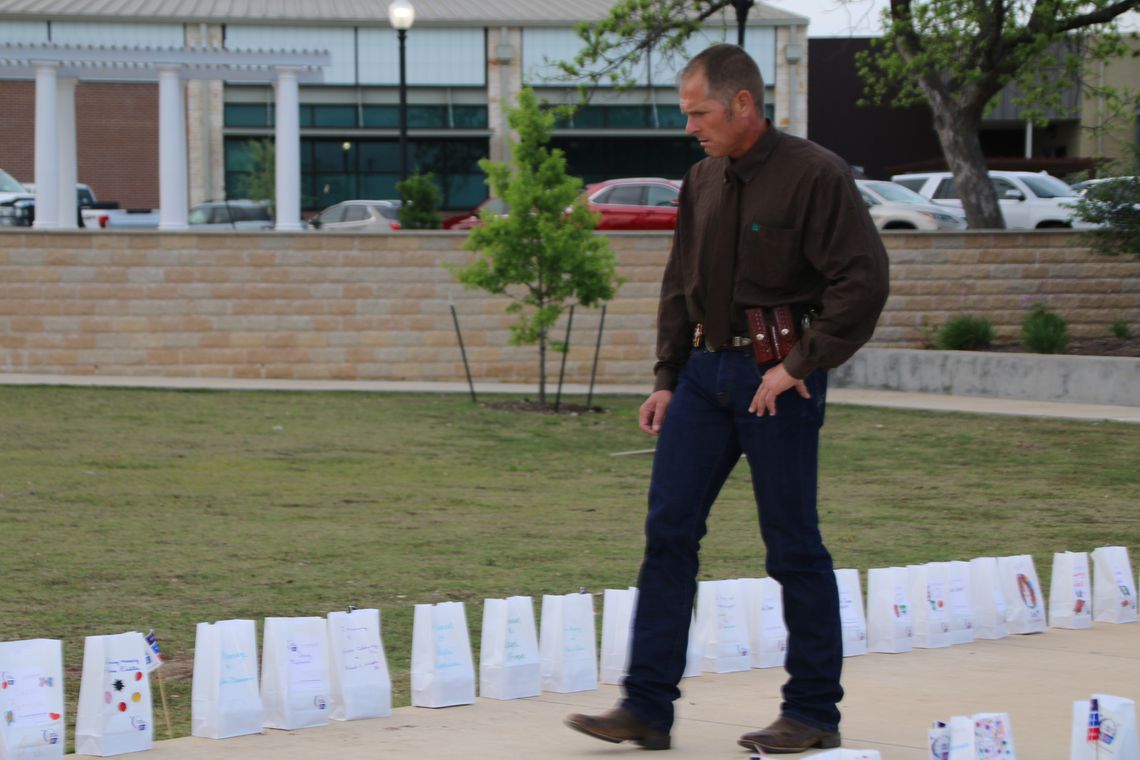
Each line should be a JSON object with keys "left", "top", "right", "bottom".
{"left": 740, "top": 224, "right": 804, "bottom": 290}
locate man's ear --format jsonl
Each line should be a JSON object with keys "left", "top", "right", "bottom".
{"left": 733, "top": 90, "right": 754, "bottom": 118}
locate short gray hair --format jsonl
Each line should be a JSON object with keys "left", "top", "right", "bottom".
{"left": 678, "top": 44, "right": 765, "bottom": 114}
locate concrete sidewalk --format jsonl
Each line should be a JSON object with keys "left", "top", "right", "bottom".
{"left": 120, "top": 623, "right": 1137, "bottom": 759}
{"left": 1, "top": 373, "right": 1138, "bottom": 423}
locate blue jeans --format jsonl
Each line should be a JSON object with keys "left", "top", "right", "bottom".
{"left": 621, "top": 347, "right": 842, "bottom": 734}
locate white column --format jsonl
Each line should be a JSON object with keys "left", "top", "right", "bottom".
{"left": 32, "top": 61, "right": 60, "bottom": 229}
{"left": 274, "top": 67, "right": 302, "bottom": 231}
{"left": 158, "top": 65, "right": 189, "bottom": 230}
{"left": 56, "top": 77, "right": 79, "bottom": 229}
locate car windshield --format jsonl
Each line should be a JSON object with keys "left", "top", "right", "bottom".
{"left": 863, "top": 181, "right": 931, "bottom": 204}
{"left": 0, "top": 169, "right": 25, "bottom": 193}
{"left": 1020, "top": 174, "right": 1077, "bottom": 198}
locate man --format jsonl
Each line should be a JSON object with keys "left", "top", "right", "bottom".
{"left": 565, "top": 44, "right": 889, "bottom": 753}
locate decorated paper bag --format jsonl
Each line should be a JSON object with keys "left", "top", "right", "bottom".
{"left": 1092, "top": 546, "right": 1138, "bottom": 624}
{"left": 538, "top": 593, "right": 597, "bottom": 693}
{"left": 909, "top": 563, "right": 952, "bottom": 649}
{"left": 327, "top": 609, "right": 391, "bottom": 720}
{"left": 75, "top": 631, "right": 154, "bottom": 756}
{"left": 835, "top": 569, "right": 868, "bottom": 657}
{"left": 969, "top": 557, "right": 1008, "bottom": 640}
{"left": 866, "top": 567, "right": 913, "bottom": 654}
{"left": 1070, "top": 695, "right": 1138, "bottom": 760}
{"left": 599, "top": 588, "right": 637, "bottom": 685}
{"left": 1050, "top": 552, "right": 1093, "bottom": 630}
{"left": 694, "top": 579, "right": 750, "bottom": 673}
{"left": 0, "top": 638, "right": 64, "bottom": 759}
{"left": 930, "top": 722, "right": 952, "bottom": 760}
{"left": 945, "top": 561, "right": 975, "bottom": 645}
{"left": 191, "top": 619, "right": 263, "bottom": 739}
{"left": 739, "top": 577, "right": 787, "bottom": 667}
{"left": 261, "top": 616, "right": 331, "bottom": 730}
{"left": 997, "top": 554, "right": 1046, "bottom": 634}
{"left": 809, "top": 751, "right": 882, "bottom": 760}
{"left": 682, "top": 609, "right": 701, "bottom": 678}
{"left": 480, "top": 596, "right": 541, "bottom": 700}
{"left": 410, "top": 602, "right": 475, "bottom": 707}
{"left": 948, "top": 713, "right": 1016, "bottom": 759}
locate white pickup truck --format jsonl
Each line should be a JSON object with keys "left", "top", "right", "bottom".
{"left": 96, "top": 199, "right": 273, "bottom": 230}
{"left": 0, "top": 168, "right": 127, "bottom": 228}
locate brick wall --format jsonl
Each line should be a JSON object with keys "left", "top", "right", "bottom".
{"left": 1, "top": 230, "right": 1137, "bottom": 384}
{"left": 0, "top": 81, "right": 159, "bottom": 209}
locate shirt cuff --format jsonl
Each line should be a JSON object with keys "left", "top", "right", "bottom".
{"left": 782, "top": 347, "right": 812, "bottom": 380}
{"left": 653, "top": 367, "right": 678, "bottom": 393}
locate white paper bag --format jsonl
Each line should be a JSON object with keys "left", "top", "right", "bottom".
{"left": 74, "top": 631, "right": 154, "bottom": 756}
{"left": 327, "top": 609, "right": 391, "bottom": 720}
{"left": 693, "top": 579, "right": 750, "bottom": 673}
{"left": 1093, "top": 546, "right": 1138, "bottom": 624}
{"left": 191, "top": 619, "right": 263, "bottom": 739}
{"left": 539, "top": 593, "right": 597, "bottom": 693}
{"left": 997, "top": 554, "right": 1046, "bottom": 634}
{"left": 0, "top": 639, "right": 64, "bottom": 759}
{"left": 740, "top": 577, "right": 788, "bottom": 667}
{"left": 682, "top": 610, "right": 701, "bottom": 678}
{"left": 261, "top": 616, "right": 331, "bottom": 730}
{"left": 480, "top": 596, "right": 541, "bottom": 700}
{"left": 835, "top": 569, "right": 868, "bottom": 657}
{"left": 948, "top": 713, "right": 1016, "bottom": 759}
{"left": 929, "top": 722, "right": 952, "bottom": 760}
{"left": 969, "top": 557, "right": 1008, "bottom": 640}
{"left": 810, "top": 751, "right": 883, "bottom": 760}
{"left": 599, "top": 588, "right": 637, "bottom": 685}
{"left": 1050, "top": 552, "right": 1093, "bottom": 630}
{"left": 1071, "top": 695, "right": 1139, "bottom": 760}
{"left": 866, "top": 567, "right": 913, "bottom": 654}
{"left": 410, "top": 602, "right": 475, "bottom": 708}
{"left": 909, "top": 563, "right": 952, "bottom": 649}
{"left": 944, "top": 561, "right": 975, "bottom": 645}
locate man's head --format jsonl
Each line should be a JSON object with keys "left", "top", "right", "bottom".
{"left": 677, "top": 44, "right": 766, "bottom": 159}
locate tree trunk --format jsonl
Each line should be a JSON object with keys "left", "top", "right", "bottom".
{"left": 538, "top": 330, "right": 547, "bottom": 405}
{"left": 928, "top": 101, "right": 1006, "bottom": 229}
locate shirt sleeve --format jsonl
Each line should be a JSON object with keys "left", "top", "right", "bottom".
{"left": 782, "top": 164, "right": 890, "bottom": 379}
{"left": 652, "top": 175, "right": 695, "bottom": 392}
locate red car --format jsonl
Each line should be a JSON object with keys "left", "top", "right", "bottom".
{"left": 585, "top": 177, "right": 681, "bottom": 230}
{"left": 442, "top": 197, "right": 508, "bottom": 230}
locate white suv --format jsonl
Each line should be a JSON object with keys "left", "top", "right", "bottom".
{"left": 890, "top": 170, "right": 1088, "bottom": 229}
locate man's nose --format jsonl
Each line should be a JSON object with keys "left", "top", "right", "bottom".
{"left": 685, "top": 116, "right": 698, "bottom": 134}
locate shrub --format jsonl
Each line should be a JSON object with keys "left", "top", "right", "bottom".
{"left": 1021, "top": 304, "right": 1068, "bottom": 354}
{"left": 935, "top": 315, "right": 995, "bottom": 350}
{"left": 396, "top": 172, "right": 442, "bottom": 229}
{"left": 1110, "top": 320, "right": 1133, "bottom": 340}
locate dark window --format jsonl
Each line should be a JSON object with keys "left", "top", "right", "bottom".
{"left": 363, "top": 106, "right": 399, "bottom": 128}
{"left": 312, "top": 105, "right": 358, "bottom": 128}
{"left": 657, "top": 108, "right": 687, "bottom": 129}
{"left": 552, "top": 136, "right": 704, "bottom": 185}
{"left": 646, "top": 183, "right": 678, "bottom": 206}
{"left": 225, "top": 104, "right": 273, "bottom": 127}
{"left": 933, "top": 179, "right": 959, "bottom": 199}
{"left": 451, "top": 106, "right": 488, "bottom": 128}
{"left": 343, "top": 205, "right": 369, "bottom": 222}
{"left": 605, "top": 185, "right": 645, "bottom": 205}
{"left": 317, "top": 204, "right": 346, "bottom": 224}
{"left": 408, "top": 106, "right": 447, "bottom": 128}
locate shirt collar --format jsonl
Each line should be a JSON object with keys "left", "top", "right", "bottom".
{"left": 725, "top": 119, "right": 780, "bottom": 185}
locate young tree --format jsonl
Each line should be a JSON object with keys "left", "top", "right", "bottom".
{"left": 450, "top": 88, "right": 621, "bottom": 405}
{"left": 554, "top": 0, "right": 1138, "bottom": 229}
{"left": 238, "top": 139, "right": 275, "bottom": 205}
{"left": 396, "top": 172, "right": 443, "bottom": 229}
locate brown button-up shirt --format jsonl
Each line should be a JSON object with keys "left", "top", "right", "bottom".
{"left": 653, "top": 124, "right": 890, "bottom": 391}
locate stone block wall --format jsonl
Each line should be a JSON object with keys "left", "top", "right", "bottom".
{"left": 0, "top": 229, "right": 1137, "bottom": 385}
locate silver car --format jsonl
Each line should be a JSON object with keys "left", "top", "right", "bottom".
{"left": 309, "top": 200, "right": 402, "bottom": 233}
{"left": 856, "top": 179, "right": 967, "bottom": 231}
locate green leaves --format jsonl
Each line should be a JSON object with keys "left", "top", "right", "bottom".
{"left": 449, "top": 88, "right": 623, "bottom": 402}
{"left": 396, "top": 172, "right": 443, "bottom": 229}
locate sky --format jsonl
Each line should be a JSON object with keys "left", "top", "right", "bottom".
{"left": 766, "top": 0, "right": 1140, "bottom": 37}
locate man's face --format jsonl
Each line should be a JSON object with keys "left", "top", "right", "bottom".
{"left": 679, "top": 71, "right": 749, "bottom": 158}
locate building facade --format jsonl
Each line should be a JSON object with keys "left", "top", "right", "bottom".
{"left": 0, "top": 1, "right": 809, "bottom": 212}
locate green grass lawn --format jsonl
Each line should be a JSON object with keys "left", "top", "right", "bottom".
{"left": 1, "top": 386, "right": 1137, "bottom": 742}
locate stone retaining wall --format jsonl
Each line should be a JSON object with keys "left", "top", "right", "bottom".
{"left": 1, "top": 229, "right": 1137, "bottom": 386}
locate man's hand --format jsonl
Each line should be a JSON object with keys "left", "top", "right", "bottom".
{"left": 748, "top": 363, "right": 810, "bottom": 417}
{"left": 639, "top": 390, "right": 673, "bottom": 435}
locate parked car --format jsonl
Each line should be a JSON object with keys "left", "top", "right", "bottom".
{"left": 186, "top": 199, "right": 273, "bottom": 229}
{"left": 0, "top": 170, "right": 106, "bottom": 227}
{"left": 585, "top": 177, "right": 682, "bottom": 230}
{"left": 855, "top": 179, "right": 966, "bottom": 231}
{"left": 309, "top": 200, "right": 402, "bottom": 233}
{"left": 442, "top": 197, "right": 508, "bottom": 230}
{"left": 891, "top": 170, "right": 1089, "bottom": 229}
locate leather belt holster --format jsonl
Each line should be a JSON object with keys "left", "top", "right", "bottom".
{"left": 745, "top": 305, "right": 800, "bottom": 364}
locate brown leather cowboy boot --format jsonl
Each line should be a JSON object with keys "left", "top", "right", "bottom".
{"left": 565, "top": 707, "right": 672, "bottom": 750}
{"left": 738, "top": 715, "right": 841, "bottom": 753}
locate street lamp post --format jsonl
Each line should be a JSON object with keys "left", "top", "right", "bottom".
{"left": 730, "top": 0, "right": 754, "bottom": 47}
{"left": 388, "top": 0, "right": 415, "bottom": 184}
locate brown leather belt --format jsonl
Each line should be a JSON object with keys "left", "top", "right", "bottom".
{"left": 692, "top": 324, "right": 752, "bottom": 352}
